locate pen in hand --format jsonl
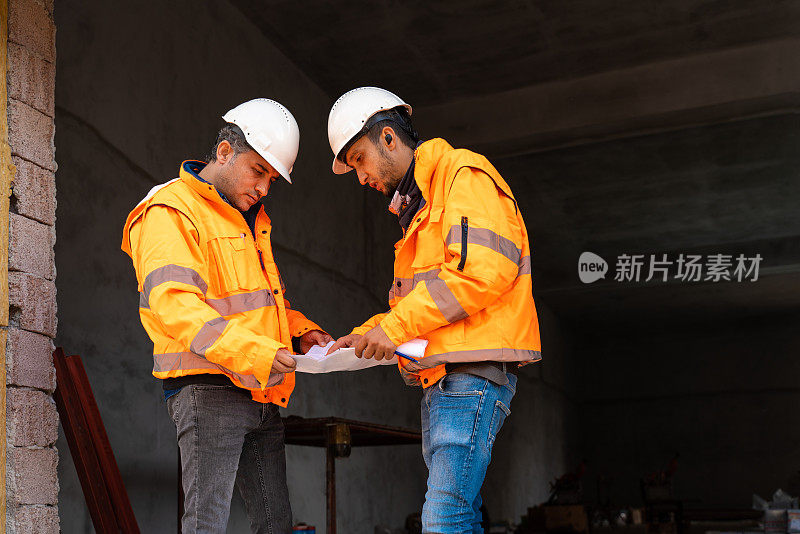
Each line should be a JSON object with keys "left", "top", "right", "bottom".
{"left": 395, "top": 351, "right": 420, "bottom": 364}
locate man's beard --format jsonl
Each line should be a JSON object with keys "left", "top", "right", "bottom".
{"left": 215, "top": 158, "right": 249, "bottom": 210}
{"left": 376, "top": 144, "right": 400, "bottom": 197}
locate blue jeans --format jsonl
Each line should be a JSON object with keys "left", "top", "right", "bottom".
{"left": 421, "top": 372, "right": 517, "bottom": 534}
{"left": 166, "top": 384, "right": 292, "bottom": 534}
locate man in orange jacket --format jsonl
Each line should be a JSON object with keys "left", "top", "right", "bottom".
{"left": 327, "top": 87, "right": 541, "bottom": 533}
{"left": 122, "top": 99, "right": 331, "bottom": 533}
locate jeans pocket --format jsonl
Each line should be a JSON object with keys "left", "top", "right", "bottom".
{"left": 488, "top": 399, "right": 511, "bottom": 448}
{"left": 437, "top": 372, "right": 486, "bottom": 396}
{"left": 504, "top": 373, "right": 518, "bottom": 396}
{"left": 430, "top": 375, "right": 485, "bottom": 449}
{"left": 166, "top": 391, "right": 181, "bottom": 426}
{"left": 261, "top": 402, "right": 280, "bottom": 425}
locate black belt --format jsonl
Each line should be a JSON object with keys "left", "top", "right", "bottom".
{"left": 445, "top": 361, "right": 518, "bottom": 386}
{"left": 162, "top": 373, "right": 234, "bottom": 391}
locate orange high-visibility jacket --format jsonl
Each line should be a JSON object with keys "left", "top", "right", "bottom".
{"left": 121, "top": 161, "right": 322, "bottom": 406}
{"left": 352, "top": 139, "right": 541, "bottom": 387}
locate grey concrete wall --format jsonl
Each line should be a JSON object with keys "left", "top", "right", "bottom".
{"left": 482, "top": 111, "right": 800, "bottom": 512}
{"left": 52, "top": 1, "right": 425, "bottom": 532}
{"left": 483, "top": 303, "right": 581, "bottom": 525}
{"left": 53, "top": 3, "right": 581, "bottom": 534}
{"left": 578, "top": 311, "right": 800, "bottom": 508}
{"left": 486, "top": 112, "right": 800, "bottom": 511}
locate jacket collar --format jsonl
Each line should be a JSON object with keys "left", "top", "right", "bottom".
{"left": 180, "top": 160, "right": 232, "bottom": 207}
{"left": 412, "top": 138, "right": 455, "bottom": 200}
{"left": 391, "top": 139, "right": 455, "bottom": 244}
{"left": 179, "top": 160, "right": 271, "bottom": 227}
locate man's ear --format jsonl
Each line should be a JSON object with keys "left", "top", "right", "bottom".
{"left": 382, "top": 126, "right": 397, "bottom": 151}
{"left": 216, "top": 140, "right": 234, "bottom": 164}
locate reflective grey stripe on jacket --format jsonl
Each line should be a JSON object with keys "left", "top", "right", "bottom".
{"left": 400, "top": 348, "right": 541, "bottom": 373}
{"left": 153, "top": 352, "right": 284, "bottom": 389}
{"left": 205, "top": 289, "right": 276, "bottom": 315}
{"left": 140, "top": 265, "right": 207, "bottom": 308}
{"left": 139, "top": 264, "right": 278, "bottom": 316}
{"left": 444, "top": 224, "right": 522, "bottom": 265}
{"left": 389, "top": 247, "right": 530, "bottom": 303}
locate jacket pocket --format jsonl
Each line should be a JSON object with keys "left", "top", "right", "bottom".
{"left": 410, "top": 223, "right": 446, "bottom": 270}
{"left": 206, "top": 234, "right": 260, "bottom": 293}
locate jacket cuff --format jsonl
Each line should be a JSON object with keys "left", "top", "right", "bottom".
{"left": 379, "top": 314, "right": 408, "bottom": 346}
{"left": 292, "top": 320, "right": 324, "bottom": 339}
{"left": 252, "top": 339, "right": 289, "bottom": 390}
{"left": 350, "top": 325, "right": 371, "bottom": 336}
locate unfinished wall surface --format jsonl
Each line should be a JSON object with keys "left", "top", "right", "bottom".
{"left": 4, "top": 0, "right": 59, "bottom": 532}
{"left": 494, "top": 112, "right": 800, "bottom": 511}
{"left": 52, "top": 0, "right": 429, "bottom": 532}
{"left": 580, "top": 311, "right": 800, "bottom": 508}
{"left": 21, "top": 0, "right": 800, "bottom": 530}
{"left": 483, "top": 303, "right": 581, "bottom": 524}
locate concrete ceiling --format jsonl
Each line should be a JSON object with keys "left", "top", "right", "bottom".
{"left": 499, "top": 113, "right": 800, "bottom": 326}
{"left": 232, "top": 0, "right": 800, "bottom": 106}
{"left": 232, "top": 0, "right": 800, "bottom": 325}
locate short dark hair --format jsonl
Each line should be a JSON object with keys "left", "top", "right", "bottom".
{"left": 366, "top": 119, "right": 418, "bottom": 151}
{"left": 207, "top": 123, "right": 253, "bottom": 162}
{"left": 365, "top": 107, "right": 418, "bottom": 151}
{"left": 338, "top": 107, "right": 419, "bottom": 162}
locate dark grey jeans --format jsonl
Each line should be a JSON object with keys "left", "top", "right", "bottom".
{"left": 166, "top": 384, "right": 292, "bottom": 534}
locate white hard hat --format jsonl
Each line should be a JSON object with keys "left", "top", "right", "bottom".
{"left": 222, "top": 98, "right": 299, "bottom": 184}
{"left": 327, "top": 87, "right": 412, "bottom": 174}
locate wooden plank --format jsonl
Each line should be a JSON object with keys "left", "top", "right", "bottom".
{"left": 66, "top": 354, "right": 139, "bottom": 533}
{"left": 282, "top": 416, "right": 421, "bottom": 447}
{"left": 0, "top": 0, "right": 15, "bottom": 528}
{"left": 53, "top": 348, "right": 119, "bottom": 533}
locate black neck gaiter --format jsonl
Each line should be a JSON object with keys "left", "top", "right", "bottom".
{"left": 389, "top": 157, "right": 425, "bottom": 231}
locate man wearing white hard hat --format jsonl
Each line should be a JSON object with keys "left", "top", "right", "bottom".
{"left": 122, "top": 98, "right": 332, "bottom": 533}
{"left": 327, "top": 87, "right": 541, "bottom": 533}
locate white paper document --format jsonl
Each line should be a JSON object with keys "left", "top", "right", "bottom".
{"left": 294, "top": 338, "right": 428, "bottom": 374}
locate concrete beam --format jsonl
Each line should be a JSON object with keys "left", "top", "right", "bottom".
{"left": 414, "top": 38, "right": 800, "bottom": 156}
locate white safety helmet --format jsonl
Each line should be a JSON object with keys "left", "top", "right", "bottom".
{"left": 327, "top": 87, "right": 412, "bottom": 174}
{"left": 222, "top": 98, "right": 299, "bottom": 184}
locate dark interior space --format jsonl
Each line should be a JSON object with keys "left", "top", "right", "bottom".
{"left": 49, "top": 1, "right": 800, "bottom": 532}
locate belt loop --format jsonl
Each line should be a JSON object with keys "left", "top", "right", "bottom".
{"left": 502, "top": 362, "right": 506, "bottom": 374}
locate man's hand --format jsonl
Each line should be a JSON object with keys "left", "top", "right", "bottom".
{"left": 270, "top": 348, "right": 297, "bottom": 374}
{"left": 354, "top": 325, "right": 397, "bottom": 361}
{"left": 299, "top": 329, "right": 334, "bottom": 354}
{"left": 326, "top": 333, "right": 362, "bottom": 355}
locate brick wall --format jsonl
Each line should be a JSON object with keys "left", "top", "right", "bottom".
{"left": 5, "top": 0, "right": 59, "bottom": 532}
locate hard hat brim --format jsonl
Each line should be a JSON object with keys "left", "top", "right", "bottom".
{"left": 256, "top": 148, "right": 293, "bottom": 184}
{"left": 220, "top": 99, "right": 297, "bottom": 185}
{"left": 332, "top": 156, "right": 351, "bottom": 175}
{"left": 328, "top": 90, "right": 412, "bottom": 176}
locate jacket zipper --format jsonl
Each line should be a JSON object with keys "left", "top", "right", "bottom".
{"left": 457, "top": 216, "right": 468, "bottom": 272}
{"left": 248, "top": 213, "right": 277, "bottom": 293}
{"left": 257, "top": 249, "right": 265, "bottom": 271}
